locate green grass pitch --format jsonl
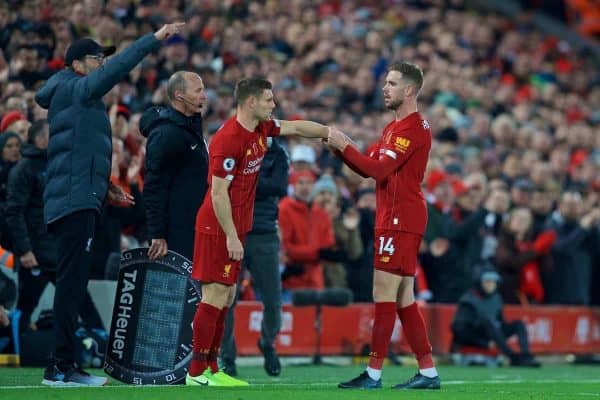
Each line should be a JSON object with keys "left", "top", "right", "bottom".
{"left": 1, "top": 364, "right": 599, "bottom": 399}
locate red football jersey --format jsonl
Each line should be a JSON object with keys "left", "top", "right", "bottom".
{"left": 372, "top": 112, "right": 431, "bottom": 234}
{"left": 195, "top": 116, "right": 280, "bottom": 236}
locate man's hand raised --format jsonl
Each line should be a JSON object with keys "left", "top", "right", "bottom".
{"left": 154, "top": 22, "right": 185, "bottom": 41}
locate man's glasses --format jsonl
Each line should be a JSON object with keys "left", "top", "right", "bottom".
{"left": 85, "top": 54, "right": 105, "bottom": 62}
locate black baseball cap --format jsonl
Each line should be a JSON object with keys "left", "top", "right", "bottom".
{"left": 65, "top": 38, "right": 116, "bottom": 66}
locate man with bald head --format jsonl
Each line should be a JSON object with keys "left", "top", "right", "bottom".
{"left": 141, "top": 71, "right": 209, "bottom": 260}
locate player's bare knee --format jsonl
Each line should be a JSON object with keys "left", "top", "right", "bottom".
{"left": 396, "top": 278, "right": 415, "bottom": 307}
{"left": 396, "top": 290, "right": 415, "bottom": 308}
{"left": 373, "top": 270, "right": 401, "bottom": 302}
{"left": 396, "top": 286, "right": 415, "bottom": 308}
{"left": 201, "top": 282, "right": 230, "bottom": 309}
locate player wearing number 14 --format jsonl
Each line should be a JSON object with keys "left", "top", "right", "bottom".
{"left": 327, "top": 62, "right": 440, "bottom": 390}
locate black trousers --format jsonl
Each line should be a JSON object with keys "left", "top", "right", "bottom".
{"left": 48, "top": 210, "right": 97, "bottom": 368}
{"left": 453, "top": 319, "right": 530, "bottom": 356}
{"left": 17, "top": 266, "right": 104, "bottom": 334}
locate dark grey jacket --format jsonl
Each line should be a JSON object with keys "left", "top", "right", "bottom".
{"left": 35, "top": 33, "right": 161, "bottom": 224}
{"left": 250, "top": 138, "right": 289, "bottom": 234}
{"left": 543, "top": 214, "right": 600, "bottom": 305}
{"left": 452, "top": 288, "right": 504, "bottom": 336}
{"left": 5, "top": 145, "right": 56, "bottom": 267}
{"left": 141, "top": 106, "right": 208, "bottom": 260}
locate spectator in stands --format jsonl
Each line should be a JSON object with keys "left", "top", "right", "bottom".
{"left": 221, "top": 136, "right": 289, "bottom": 378}
{"left": 9, "top": 44, "right": 50, "bottom": 90}
{"left": 0, "top": 111, "right": 27, "bottom": 135}
{"left": 530, "top": 187, "right": 554, "bottom": 236}
{"left": 279, "top": 171, "right": 335, "bottom": 290}
{"left": 422, "top": 170, "right": 461, "bottom": 302}
{"left": 289, "top": 144, "right": 317, "bottom": 173}
{"left": 5, "top": 120, "right": 54, "bottom": 330}
{"left": 4, "top": 120, "right": 106, "bottom": 336}
{"left": 0, "top": 132, "right": 22, "bottom": 205}
{"left": 92, "top": 136, "right": 146, "bottom": 279}
{"left": 451, "top": 266, "right": 540, "bottom": 367}
{"left": 0, "top": 271, "right": 16, "bottom": 354}
{"left": 141, "top": 71, "right": 209, "bottom": 261}
{"left": 510, "top": 179, "right": 534, "bottom": 209}
{"left": 346, "top": 187, "right": 376, "bottom": 302}
{"left": 544, "top": 192, "right": 600, "bottom": 305}
{"left": 494, "top": 208, "right": 556, "bottom": 304}
{"left": 313, "top": 175, "right": 363, "bottom": 289}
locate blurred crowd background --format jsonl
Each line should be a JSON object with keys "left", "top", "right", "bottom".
{"left": 0, "top": 0, "right": 599, "bottom": 313}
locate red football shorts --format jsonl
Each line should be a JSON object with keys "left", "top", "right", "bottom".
{"left": 373, "top": 229, "right": 422, "bottom": 276}
{"left": 192, "top": 232, "right": 246, "bottom": 285}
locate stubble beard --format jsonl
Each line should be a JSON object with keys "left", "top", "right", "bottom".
{"left": 386, "top": 97, "right": 403, "bottom": 110}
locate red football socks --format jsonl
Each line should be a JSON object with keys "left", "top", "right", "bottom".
{"left": 397, "top": 302, "right": 434, "bottom": 369}
{"left": 190, "top": 302, "right": 221, "bottom": 376}
{"left": 368, "top": 302, "right": 397, "bottom": 370}
{"left": 207, "top": 306, "right": 228, "bottom": 373}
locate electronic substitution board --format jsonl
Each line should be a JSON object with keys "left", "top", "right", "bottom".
{"left": 104, "top": 249, "right": 200, "bottom": 385}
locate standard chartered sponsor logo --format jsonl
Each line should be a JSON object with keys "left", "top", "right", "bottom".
{"left": 243, "top": 155, "right": 264, "bottom": 174}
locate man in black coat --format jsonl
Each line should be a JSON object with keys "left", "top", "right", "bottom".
{"left": 34, "top": 22, "right": 185, "bottom": 386}
{"left": 5, "top": 120, "right": 103, "bottom": 334}
{"left": 141, "top": 71, "right": 209, "bottom": 261}
{"left": 543, "top": 192, "right": 600, "bottom": 305}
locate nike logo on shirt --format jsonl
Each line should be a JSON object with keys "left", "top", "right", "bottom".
{"left": 191, "top": 144, "right": 198, "bottom": 150}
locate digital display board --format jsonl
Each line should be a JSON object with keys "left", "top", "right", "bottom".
{"left": 104, "top": 249, "right": 200, "bottom": 385}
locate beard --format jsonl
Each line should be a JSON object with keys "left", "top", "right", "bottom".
{"left": 385, "top": 97, "right": 403, "bottom": 110}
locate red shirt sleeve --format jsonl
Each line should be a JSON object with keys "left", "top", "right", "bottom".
{"left": 341, "top": 128, "right": 421, "bottom": 181}
{"left": 210, "top": 133, "right": 242, "bottom": 180}
{"left": 260, "top": 119, "right": 281, "bottom": 137}
{"left": 333, "top": 142, "right": 379, "bottom": 178}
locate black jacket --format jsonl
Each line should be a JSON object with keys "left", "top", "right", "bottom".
{"left": 35, "top": 33, "right": 161, "bottom": 224}
{"left": 421, "top": 204, "right": 488, "bottom": 303}
{"left": 141, "top": 106, "right": 208, "bottom": 260}
{"left": 5, "top": 145, "right": 57, "bottom": 267}
{"left": 250, "top": 138, "right": 289, "bottom": 234}
{"left": 543, "top": 214, "right": 600, "bottom": 305}
{"left": 452, "top": 290, "right": 504, "bottom": 328}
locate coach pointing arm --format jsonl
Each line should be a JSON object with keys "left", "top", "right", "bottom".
{"left": 76, "top": 23, "right": 185, "bottom": 101}
{"left": 36, "top": 23, "right": 185, "bottom": 108}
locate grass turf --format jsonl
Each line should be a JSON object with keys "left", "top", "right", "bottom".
{"left": 1, "top": 364, "right": 599, "bottom": 399}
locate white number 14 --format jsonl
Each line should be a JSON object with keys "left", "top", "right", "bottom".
{"left": 378, "top": 237, "right": 395, "bottom": 255}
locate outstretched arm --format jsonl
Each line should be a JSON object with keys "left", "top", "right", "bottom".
{"left": 75, "top": 23, "right": 183, "bottom": 101}
{"left": 279, "top": 120, "right": 329, "bottom": 139}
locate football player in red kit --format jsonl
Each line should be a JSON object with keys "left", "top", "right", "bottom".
{"left": 186, "top": 78, "right": 330, "bottom": 386}
{"left": 328, "top": 62, "right": 440, "bottom": 390}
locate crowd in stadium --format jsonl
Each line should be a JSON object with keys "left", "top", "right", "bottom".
{"left": 0, "top": 0, "right": 598, "bottom": 320}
